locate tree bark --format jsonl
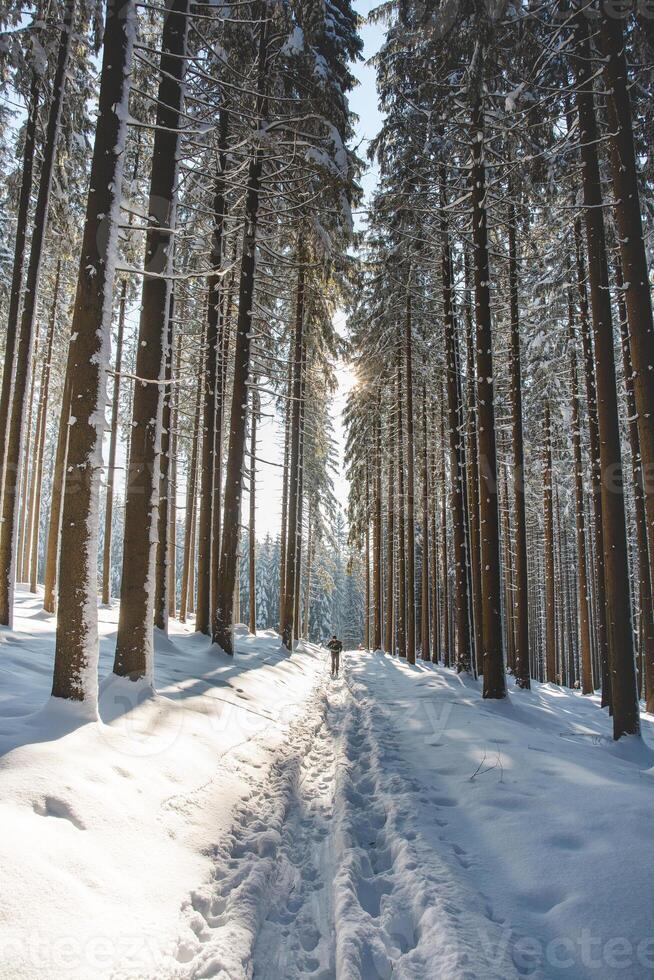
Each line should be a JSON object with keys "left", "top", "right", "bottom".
{"left": 543, "top": 403, "right": 556, "bottom": 683}
{"left": 568, "top": 289, "right": 594, "bottom": 695}
{"left": 196, "top": 110, "right": 229, "bottom": 634}
{"left": 430, "top": 399, "right": 440, "bottom": 663}
{"left": 42, "top": 342, "right": 73, "bottom": 614}
{"left": 154, "top": 290, "right": 175, "bottom": 631}
{"left": 101, "top": 278, "right": 127, "bottom": 606}
{"left": 507, "top": 192, "right": 530, "bottom": 687}
{"left": 293, "top": 391, "right": 305, "bottom": 642}
{"left": 0, "top": 0, "right": 76, "bottom": 626}
{"left": 18, "top": 326, "right": 40, "bottom": 583}
{"left": 0, "top": 74, "right": 40, "bottom": 507}
{"left": 441, "top": 177, "right": 471, "bottom": 672}
{"left": 573, "top": 18, "right": 639, "bottom": 737}
{"left": 114, "top": 0, "right": 189, "bottom": 681}
{"left": 248, "top": 386, "right": 258, "bottom": 635}
{"left": 420, "top": 369, "right": 430, "bottom": 661}
{"left": 615, "top": 259, "right": 654, "bottom": 712}
{"left": 440, "top": 398, "right": 450, "bottom": 667}
{"left": 470, "top": 93, "right": 505, "bottom": 698}
{"left": 385, "top": 405, "right": 395, "bottom": 654}
{"left": 214, "top": 20, "right": 268, "bottom": 654}
{"left": 211, "top": 244, "right": 237, "bottom": 628}
{"left": 51, "top": 0, "right": 136, "bottom": 704}
{"left": 373, "top": 416, "right": 382, "bottom": 650}
{"left": 29, "top": 260, "right": 61, "bottom": 592}
{"left": 601, "top": 15, "right": 654, "bottom": 620}
{"left": 303, "top": 503, "right": 313, "bottom": 640}
{"left": 278, "top": 357, "right": 293, "bottom": 632}
{"left": 364, "top": 463, "right": 371, "bottom": 650}
{"left": 281, "top": 255, "right": 306, "bottom": 651}
{"left": 463, "top": 260, "right": 483, "bottom": 674}
{"left": 179, "top": 349, "right": 203, "bottom": 624}
{"left": 404, "top": 289, "right": 416, "bottom": 665}
{"left": 575, "top": 220, "right": 610, "bottom": 705}
{"left": 168, "top": 332, "right": 182, "bottom": 616}
{"left": 396, "top": 341, "right": 407, "bottom": 659}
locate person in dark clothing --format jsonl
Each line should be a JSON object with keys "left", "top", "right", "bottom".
{"left": 327, "top": 635, "right": 343, "bottom": 678}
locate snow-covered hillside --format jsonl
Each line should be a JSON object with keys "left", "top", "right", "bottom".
{"left": 1, "top": 591, "right": 654, "bottom": 979}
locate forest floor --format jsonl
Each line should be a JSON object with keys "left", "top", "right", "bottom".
{"left": 1, "top": 591, "right": 654, "bottom": 980}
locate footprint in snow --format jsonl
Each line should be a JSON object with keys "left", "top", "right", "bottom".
{"left": 33, "top": 795, "right": 85, "bottom": 830}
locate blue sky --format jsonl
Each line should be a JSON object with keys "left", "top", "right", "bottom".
{"left": 254, "top": 0, "right": 386, "bottom": 537}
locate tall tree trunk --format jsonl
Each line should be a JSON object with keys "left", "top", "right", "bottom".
{"left": 42, "top": 343, "right": 73, "bottom": 613}
{"left": 303, "top": 504, "right": 313, "bottom": 640}
{"left": 364, "top": 463, "right": 371, "bottom": 649}
{"left": 430, "top": 399, "right": 440, "bottom": 663}
{"left": 293, "top": 395, "right": 305, "bottom": 642}
{"left": 154, "top": 290, "right": 175, "bottom": 631}
{"left": 0, "top": 73, "right": 40, "bottom": 507}
{"left": 573, "top": 19, "right": 639, "bottom": 738}
{"left": 568, "top": 288, "right": 594, "bottom": 695}
{"left": 101, "top": 278, "right": 127, "bottom": 606}
{"left": 0, "top": 0, "right": 76, "bottom": 626}
{"left": 543, "top": 404, "right": 556, "bottom": 683}
{"left": 404, "top": 289, "right": 416, "bottom": 665}
{"left": 18, "top": 327, "right": 40, "bottom": 583}
{"left": 114, "top": 0, "right": 189, "bottom": 681}
{"left": 214, "top": 20, "right": 268, "bottom": 654}
{"left": 248, "top": 386, "right": 258, "bottom": 635}
{"left": 188, "top": 494, "right": 197, "bottom": 615}
{"left": 421, "top": 372, "right": 430, "bottom": 661}
{"left": 601, "top": 16, "right": 654, "bottom": 618}
{"left": 463, "top": 263, "right": 483, "bottom": 674}
{"left": 29, "top": 260, "right": 61, "bottom": 592}
{"left": 501, "top": 467, "right": 515, "bottom": 675}
{"left": 555, "top": 485, "right": 568, "bottom": 686}
{"left": 280, "top": 255, "right": 305, "bottom": 651}
{"left": 373, "top": 416, "right": 382, "bottom": 650}
{"left": 507, "top": 192, "right": 530, "bottom": 687}
{"left": 196, "top": 111, "right": 229, "bottom": 635}
{"left": 440, "top": 399, "right": 450, "bottom": 667}
{"left": 51, "top": 0, "right": 136, "bottom": 704}
{"left": 278, "top": 358, "right": 293, "bottom": 632}
{"left": 396, "top": 343, "right": 407, "bottom": 659}
{"left": 615, "top": 260, "right": 654, "bottom": 712}
{"left": 180, "top": 352, "right": 203, "bottom": 624}
{"left": 470, "top": 92, "right": 505, "bottom": 698}
{"left": 575, "top": 220, "right": 610, "bottom": 705}
{"left": 168, "top": 332, "right": 182, "bottom": 616}
{"left": 211, "top": 245, "right": 237, "bottom": 628}
{"left": 441, "top": 176, "right": 471, "bottom": 671}
{"left": 385, "top": 407, "right": 395, "bottom": 654}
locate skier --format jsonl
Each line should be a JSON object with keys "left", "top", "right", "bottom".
{"left": 327, "top": 634, "right": 343, "bottom": 678}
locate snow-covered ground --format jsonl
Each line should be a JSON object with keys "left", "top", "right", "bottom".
{"left": 2, "top": 590, "right": 654, "bottom": 979}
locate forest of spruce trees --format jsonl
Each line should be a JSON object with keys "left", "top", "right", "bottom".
{"left": 0, "top": 0, "right": 653, "bottom": 742}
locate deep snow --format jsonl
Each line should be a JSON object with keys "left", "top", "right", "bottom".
{"left": 1, "top": 590, "right": 654, "bottom": 979}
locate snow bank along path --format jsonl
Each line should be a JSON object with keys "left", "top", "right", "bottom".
{"left": 2, "top": 592, "right": 654, "bottom": 979}
{"left": 0, "top": 592, "right": 326, "bottom": 979}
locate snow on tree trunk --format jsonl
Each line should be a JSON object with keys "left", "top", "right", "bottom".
{"left": 51, "top": 0, "right": 137, "bottom": 706}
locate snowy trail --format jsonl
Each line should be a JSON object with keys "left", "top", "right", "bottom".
{"left": 149, "top": 680, "right": 338, "bottom": 979}
{"left": 150, "top": 658, "right": 517, "bottom": 980}
{"left": 330, "top": 672, "right": 517, "bottom": 980}
{"left": 6, "top": 601, "right": 654, "bottom": 980}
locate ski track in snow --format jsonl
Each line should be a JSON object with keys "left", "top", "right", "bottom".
{"left": 146, "top": 658, "right": 518, "bottom": 980}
